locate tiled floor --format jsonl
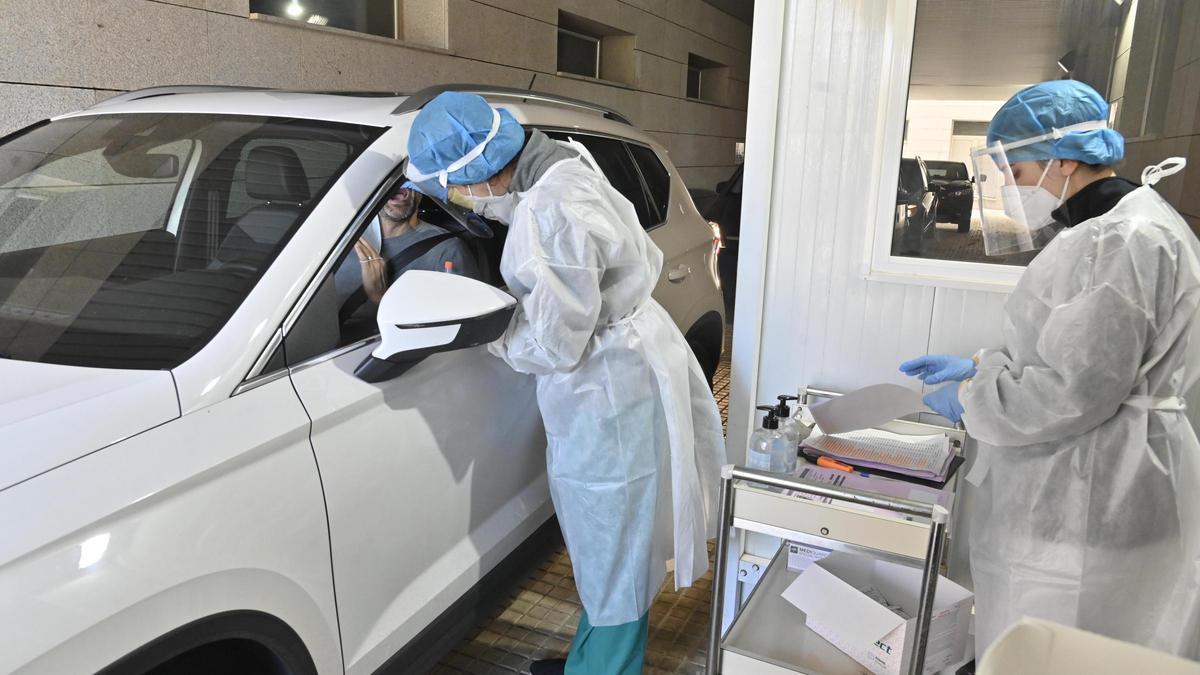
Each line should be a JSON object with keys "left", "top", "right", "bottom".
{"left": 434, "top": 329, "right": 735, "bottom": 674}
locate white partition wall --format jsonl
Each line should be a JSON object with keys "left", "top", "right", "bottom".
{"left": 729, "top": 0, "right": 1008, "bottom": 459}
{"left": 728, "top": 0, "right": 1014, "bottom": 586}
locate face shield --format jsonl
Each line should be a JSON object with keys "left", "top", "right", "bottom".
{"left": 969, "top": 120, "right": 1108, "bottom": 257}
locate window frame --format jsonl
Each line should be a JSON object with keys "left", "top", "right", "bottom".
{"left": 864, "top": 0, "right": 1025, "bottom": 292}
{"left": 556, "top": 27, "right": 602, "bottom": 80}
{"left": 238, "top": 163, "right": 405, "bottom": 389}
{"left": 248, "top": 0, "right": 400, "bottom": 40}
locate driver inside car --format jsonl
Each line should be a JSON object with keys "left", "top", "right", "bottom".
{"left": 334, "top": 182, "right": 478, "bottom": 304}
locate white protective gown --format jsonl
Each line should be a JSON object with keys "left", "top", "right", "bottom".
{"left": 489, "top": 148, "right": 726, "bottom": 626}
{"left": 960, "top": 185, "right": 1200, "bottom": 657}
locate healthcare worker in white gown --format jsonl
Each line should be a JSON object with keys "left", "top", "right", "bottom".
{"left": 900, "top": 80, "right": 1200, "bottom": 659}
{"left": 404, "top": 92, "right": 726, "bottom": 675}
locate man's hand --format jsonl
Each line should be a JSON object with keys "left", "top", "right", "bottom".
{"left": 356, "top": 239, "right": 388, "bottom": 304}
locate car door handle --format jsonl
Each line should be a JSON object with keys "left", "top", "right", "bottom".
{"left": 668, "top": 264, "right": 691, "bottom": 282}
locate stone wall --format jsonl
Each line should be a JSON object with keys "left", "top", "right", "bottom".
{"left": 0, "top": 0, "right": 750, "bottom": 189}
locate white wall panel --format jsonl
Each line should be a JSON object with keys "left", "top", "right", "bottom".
{"left": 731, "top": 0, "right": 1013, "bottom": 457}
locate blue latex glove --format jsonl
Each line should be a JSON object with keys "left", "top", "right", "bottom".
{"left": 923, "top": 385, "right": 964, "bottom": 424}
{"left": 899, "top": 354, "right": 977, "bottom": 385}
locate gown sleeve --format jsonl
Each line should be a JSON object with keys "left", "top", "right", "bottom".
{"left": 961, "top": 243, "right": 1161, "bottom": 446}
{"left": 488, "top": 201, "right": 604, "bottom": 375}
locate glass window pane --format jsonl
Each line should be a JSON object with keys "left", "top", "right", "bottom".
{"left": 249, "top": 0, "right": 396, "bottom": 39}
{"left": 892, "top": 0, "right": 1141, "bottom": 266}
{"left": 0, "top": 114, "right": 380, "bottom": 369}
{"left": 628, "top": 144, "right": 670, "bottom": 225}
{"left": 557, "top": 29, "right": 599, "bottom": 78}
{"left": 285, "top": 194, "right": 490, "bottom": 364}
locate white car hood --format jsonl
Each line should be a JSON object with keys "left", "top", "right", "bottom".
{"left": 0, "top": 360, "right": 179, "bottom": 491}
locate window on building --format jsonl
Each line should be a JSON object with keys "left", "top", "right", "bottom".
{"left": 687, "top": 53, "right": 729, "bottom": 104}
{"left": 873, "top": 0, "right": 1200, "bottom": 285}
{"left": 249, "top": 0, "right": 397, "bottom": 39}
{"left": 557, "top": 28, "right": 600, "bottom": 79}
{"left": 557, "top": 11, "right": 636, "bottom": 86}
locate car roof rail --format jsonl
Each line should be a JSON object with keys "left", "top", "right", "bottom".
{"left": 393, "top": 84, "right": 633, "bottom": 126}
{"left": 88, "top": 85, "right": 273, "bottom": 109}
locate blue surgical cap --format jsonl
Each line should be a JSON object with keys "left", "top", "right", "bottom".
{"left": 987, "top": 80, "right": 1124, "bottom": 165}
{"left": 406, "top": 92, "right": 525, "bottom": 186}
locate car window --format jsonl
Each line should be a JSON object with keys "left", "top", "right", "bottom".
{"left": 281, "top": 190, "right": 490, "bottom": 367}
{"left": 0, "top": 113, "right": 380, "bottom": 369}
{"left": 542, "top": 131, "right": 656, "bottom": 230}
{"left": 926, "top": 162, "right": 968, "bottom": 181}
{"left": 627, "top": 144, "right": 670, "bottom": 226}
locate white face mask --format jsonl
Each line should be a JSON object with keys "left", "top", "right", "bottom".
{"left": 448, "top": 181, "right": 517, "bottom": 223}
{"left": 1001, "top": 161, "right": 1070, "bottom": 231}
{"left": 473, "top": 192, "right": 518, "bottom": 224}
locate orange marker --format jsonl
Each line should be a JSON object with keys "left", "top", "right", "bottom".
{"left": 444, "top": 260, "right": 455, "bottom": 274}
{"left": 817, "top": 456, "right": 854, "bottom": 472}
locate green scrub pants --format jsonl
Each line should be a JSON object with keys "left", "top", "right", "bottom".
{"left": 564, "top": 610, "right": 649, "bottom": 675}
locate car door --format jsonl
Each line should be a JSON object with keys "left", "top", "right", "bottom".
{"left": 280, "top": 184, "right": 549, "bottom": 675}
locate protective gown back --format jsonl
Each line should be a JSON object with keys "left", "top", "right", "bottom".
{"left": 489, "top": 151, "right": 726, "bottom": 626}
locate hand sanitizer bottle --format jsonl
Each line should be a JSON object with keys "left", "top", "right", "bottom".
{"left": 748, "top": 406, "right": 791, "bottom": 474}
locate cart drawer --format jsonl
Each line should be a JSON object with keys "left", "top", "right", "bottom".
{"left": 734, "top": 485, "right": 931, "bottom": 560}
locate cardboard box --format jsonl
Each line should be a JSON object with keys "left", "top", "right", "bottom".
{"left": 786, "top": 541, "right": 831, "bottom": 572}
{"left": 782, "top": 552, "right": 973, "bottom": 675}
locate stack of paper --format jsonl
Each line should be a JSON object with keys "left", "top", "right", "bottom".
{"left": 803, "top": 428, "right": 954, "bottom": 482}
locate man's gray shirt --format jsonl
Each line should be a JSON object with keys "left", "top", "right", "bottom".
{"left": 335, "top": 220, "right": 477, "bottom": 304}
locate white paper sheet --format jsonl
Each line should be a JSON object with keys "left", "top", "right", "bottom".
{"left": 808, "top": 384, "right": 925, "bottom": 435}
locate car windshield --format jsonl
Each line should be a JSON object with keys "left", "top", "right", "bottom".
{"left": 0, "top": 113, "right": 380, "bottom": 369}
{"left": 926, "top": 162, "right": 968, "bottom": 181}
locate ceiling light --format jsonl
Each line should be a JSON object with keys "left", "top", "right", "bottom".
{"left": 285, "top": 1, "right": 304, "bottom": 18}
{"left": 307, "top": 14, "right": 329, "bottom": 25}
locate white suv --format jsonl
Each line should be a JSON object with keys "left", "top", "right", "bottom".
{"left": 0, "top": 85, "right": 725, "bottom": 674}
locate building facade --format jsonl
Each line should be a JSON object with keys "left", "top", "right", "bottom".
{"left": 0, "top": 0, "right": 750, "bottom": 190}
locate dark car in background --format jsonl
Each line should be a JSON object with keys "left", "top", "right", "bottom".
{"left": 925, "top": 160, "right": 974, "bottom": 232}
{"left": 690, "top": 163, "right": 741, "bottom": 314}
{"left": 893, "top": 157, "right": 937, "bottom": 256}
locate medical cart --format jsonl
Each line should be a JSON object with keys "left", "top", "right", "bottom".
{"left": 705, "top": 388, "right": 969, "bottom": 675}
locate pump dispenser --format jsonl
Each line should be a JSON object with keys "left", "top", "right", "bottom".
{"left": 776, "top": 395, "right": 808, "bottom": 472}
{"left": 748, "top": 405, "right": 793, "bottom": 475}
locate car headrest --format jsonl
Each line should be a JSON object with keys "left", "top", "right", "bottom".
{"left": 245, "top": 145, "right": 310, "bottom": 203}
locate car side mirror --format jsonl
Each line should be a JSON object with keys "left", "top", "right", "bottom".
{"left": 355, "top": 270, "right": 517, "bottom": 383}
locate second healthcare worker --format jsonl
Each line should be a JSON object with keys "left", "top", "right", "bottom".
{"left": 404, "top": 92, "right": 726, "bottom": 674}
{"left": 901, "top": 80, "right": 1200, "bottom": 658}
